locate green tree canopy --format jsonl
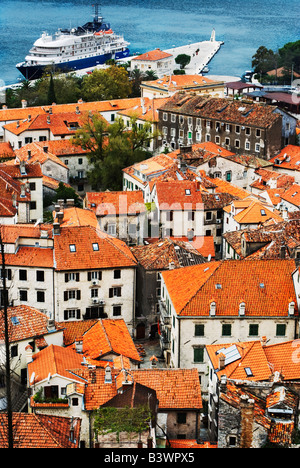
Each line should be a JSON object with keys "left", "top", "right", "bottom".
{"left": 252, "top": 46, "right": 278, "bottom": 76}
{"left": 81, "top": 65, "right": 132, "bottom": 101}
{"left": 175, "top": 54, "right": 191, "bottom": 70}
{"left": 72, "top": 113, "right": 158, "bottom": 191}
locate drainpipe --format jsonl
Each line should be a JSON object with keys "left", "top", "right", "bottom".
{"left": 177, "top": 317, "right": 181, "bottom": 368}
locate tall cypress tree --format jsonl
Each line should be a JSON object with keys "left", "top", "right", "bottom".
{"left": 47, "top": 73, "right": 57, "bottom": 105}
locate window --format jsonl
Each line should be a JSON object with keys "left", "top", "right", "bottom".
{"left": 193, "top": 347, "right": 204, "bottom": 363}
{"left": 255, "top": 143, "right": 260, "bottom": 152}
{"left": 11, "top": 345, "right": 18, "bottom": 358}
{"left": 249, "top": 324, "right": 259, "bottom": 336}
{"left": 72, "top": 397, "right": 79, "bottom": 406}
{"left": 37, "top": 291, "right": 45, "bottom": 302}
{"left": 114, "top": 269, "right": 121, "bottom": 279}
{"left": 107, "top": 224, "right": 116, "bottom": 235}
{"left": 256, "top": 129, "right": 261, "bottom": 138}
{"left": 113, "top": 305, "right": 122, "bottom": 316}
{"left": 65, "top": 272, "right": 80, "bottom": 282}
{"left": 30, "top": 201, "right": 37, "bottom": 210}
{"left": 235, "top": 125, "right": 240, "bottom": 134}
{"left": 222, "top": 324, "right": 232, "bottom": 336}
{"left": 225, "top": 137, "right": 230, "bottom": 146}
{"left": 195, "top": 324, "right": 204, "bottom": 336}
{"left": 19, "top": 270, "right": 27, "bottom": 281}
{"left": 235, "top": 140, "right": 240, "bottom": 148}
{"left": 36, "top": 270, "right": 45, "bottom": 282}
{"left": 163, "top": 112, "right": 168, "bottom": 121}
{"left": 64, "top": 290, "right": 81, "bottom": 301}
{"left": 228, "top": 436, "right": 237, "bottom": 447}
{"left": 92, "top": 243, "right": 99, "bottom": 251}
{"left": 206, "top": 211, "right": 212, "bottom": 221}
{"left": 245, "top": 127, "right": 251, "bottom": 135}
{"left": 78, "top": 158, "right": 83, "bottom": 165}
{"left": 226, "top": 171, "right": 232, "bottom": 182}
{"left": 166, "top": 211, "right": 173, "bottom": 222}
{"left": 109, "top": 287, "right": 122, "bottom": 297}
{"left": 91, "top": 288, "right": 98, "bottom": 298}
{"left": 276, "top": 324, "right": 286, "bottom": 337}
{"left": 245, "top": 141, "right": 250, "bottom": 150}
{"left": 177, "top": 413, "right": 187, "bottom": 424}
{"left": 19, "top": 290, "right": 28, "bottom": 302}
{"left": 69, "top": 244, "right": 76, "bottom": 252}
{"left": 64, "top": 309, "right": 81, "bottom": 320}
{"left": 188, "top": 211, "right": 195, "bottom": 221}
{"left": 29, "top": 182, "right": 36, "bottom": 191}
{"left": 88, "top": 271, "right": 102, "bottom": 281}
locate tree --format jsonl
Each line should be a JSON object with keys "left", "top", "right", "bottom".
{"left": 72, "top": 114, "right": 159, "bottom": 191}
{"left": 94, "top": 405, "right": 152, "bottom": 442}
{"left": 47, "top": 73, "right": 57, "bottom": 105}
{"left": 252, "top": 46, "right": 278, "bottom": 76}
{"left": 175, "top": 54, "right": 191, "bottom": 70}
{"left": 54, "top": 182, "right": 82, "bottom": 207}
{"left": 81, "top": 65, "right": 132, "bottom": 101}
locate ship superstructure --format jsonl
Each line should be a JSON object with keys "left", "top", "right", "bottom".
{"left": 16, "top": 5, "right": 130, "bottom": 80}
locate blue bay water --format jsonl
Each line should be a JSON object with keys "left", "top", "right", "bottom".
{"left": 0, "top": 0, "right": 299, "bottom": 85}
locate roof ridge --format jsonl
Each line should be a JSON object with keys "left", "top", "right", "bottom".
{"left": 179, "top": 261, "right": 222, "bottom": 315}
{"left": 33, "top": 413, "right": 64, "bottom": 448}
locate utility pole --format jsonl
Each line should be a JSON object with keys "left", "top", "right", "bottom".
{"left": 0, "top": 227, "right": 13, "bottom": 449}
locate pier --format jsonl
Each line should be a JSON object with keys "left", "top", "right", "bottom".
{"left": 164, "top": 30, "right": 224, "bottom": 74}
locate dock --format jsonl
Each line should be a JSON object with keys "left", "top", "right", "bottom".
{"left": 164, "top": 30, "right": 224, "bottom": 74}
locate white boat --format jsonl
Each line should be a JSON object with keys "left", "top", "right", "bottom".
{"left": 16, "top": 5, "right": 130, "bottom": 80}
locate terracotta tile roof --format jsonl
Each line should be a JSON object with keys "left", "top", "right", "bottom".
{"left": 53, "top": 223, "right": 137, "bottom": 271}
{"left": 82, "top": 319, "right": 141, "bottom": 363}
{"left": 223, "top": 218, "right": 300, "bottom": 260}
{"left": 232, "top": 200, "right": 283, "bottom": 224}
{"left": 35, "top": 139, "right": 89, "bottom": 156}
{"left": 59, "top": 319, "right": 98, "bottom": 346}
{"left": 5, "top": 246, "right": 54, "bottom": 268}
{"left": 0, "top": 305, "right": 63, "bottom": 344}
{"left": 0, "top": 168, "right": 31, "bottom": 217}
{"left": 131, "top": 368, "right": 202, "bottom": 410}
{"left": 131, "top": 237, "right": 206, "bottom": 270}
{"left": 0, "top": 160, "right": 43, "bottom": 179}
{"left": 155, "top": 180, "right": 204, "bottom": 209}
{"left": 251, "top": 167, "right": 294, "bottom": 189}
{"left": 0, "top": 223, "right": 53, "bottom": 244}
{"left": 264, "top": 340, "right": 300, "bottom": 380}
{"left": 168, "top": 440, "right": 218, "bottom": 448}
{"left": 117, "top": 97, "right": 169, "bottom": 122}
{"left": 0, "top": 413, "right": 81, "bottom": 448}
{"left": 159, "top": 92, "right": 281, "bottom": 128}
{"left": 132, "top": 49, "right": 173, "bottom": 61}
{"left": 28, "top": 344, "right": 87, "bottom": 385}
{"left": 54, "top": 206, "right": 99, "bottom": 228}
{"left": 0, "top": 142, "right": 14, "bottom": 160}
{"left": 13, "top": 142, "right": 68, "bottom": 169}
{"left": 85, "top": 190, "right": 146, "bottom": 215}
{"left": 270, "top": 145, "right": 300, "bottom": 171}
{"left": 161, "top": 259, "right": 298, "bottom": 317}
{"left": 146, "top": 74, "right": 223, "bottom": 93}
{"left": 281, "top": 183, "right": 300, "bottom": 207}
{"left": 206, "top": 340, "right": 272, "bottom": 381}
{"left": 123, "top": 152, "right": 178, "bottom": 183}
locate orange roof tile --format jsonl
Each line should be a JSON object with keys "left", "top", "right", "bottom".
{"left": 281, "top": 184, "right": 300, "bottom": 207}
{"left": 132, "top": 49, "right": 173, "bottom": 61}
{"left": 162, "top": 259, "right": 298, "bottom": 317}
{"left": 233, "top": 200, "right": 283, "bottom": 224}
{"left": 270, "top": 145, "right": 300, "bottom": 171}
{"left": 28, "top": 344, "right": 87, "bottom": 385}
{"left": 155, "top": 180, "right": 204, "bottom": 210}
{"left": 53, "top": 223, "right": 137, "bottom": 271}
{"left": 85, "top": 190, "right": 146, "bottom": 215}
{"left": 206, "top": 340, "right": 272, "bottom": 381}
{"left": 0, "top": 305, "right": 63, "bottom": 344}
{"left": 144, "top": 74, "right": 223, "bottom": 93}
{"left": 264, "top": 340, "right": 300, "bottom": 380}
{"left": 5, "top": 246, "right": 54, "bottom": 268}
{"left": 0, "top": 413, "right": 81, "bottom": 448}
{"left": 82, "top": 319, "right": 141, "bottom": 362}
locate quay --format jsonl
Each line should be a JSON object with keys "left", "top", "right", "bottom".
{"left": 164, "top": 29, "right": 224, "bottom": 74}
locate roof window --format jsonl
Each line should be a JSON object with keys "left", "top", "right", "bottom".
{"left": 11, "top": 316, "right": 20, "bottom": 326}
{"left": 92, "top": 243, "right": 99, "bottom": 251}
{"left": 215, "top": 283, "right": 222, "bottom": 289}
{"left": 69, "top": 244, "right": 76, "bottom": 252}
{"left": 244, "top": 367, "right": 253, "bottom": 377}
{"left": 185, "top": 189, "right": 191, "bottom": 195}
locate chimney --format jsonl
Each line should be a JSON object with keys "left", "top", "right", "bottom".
{"left": 239, "top": 301, "right": 245, "bottom": 316}
{"left": 76, "top": 106, "right": 80, "bottom": 114}
{"left": 25, "top": 344, "right": 33, "bottom": 364}
{"left": 219, "top": 353, "right": 225, "bottom": 370}
{"left": 57, "top": 211, "right": 64, "bottom": 223}
{"left": 288, "top": 300, "right": 295, "bottom": 316}
{"left": 21, "top": 99, "right": 27, "bottom": 108}
{"left": 53, "top": 222, "right": 60, "bottom": 235}
{"left": 47, "top": 116, "right": 51, "bottom": 124}
{"left": 28, "top": 114, "right": 31, "bottom": 122}
{"left": 47, "top": 316, "right": 56, "bottom": 332}
{"left": 240, "top": 394, "right": 255, "bottom": 449}
{"left": 219, "top": 374, "right": 227, "bottom": 392}
{"left": 261, "top": 336, "right": 267, "bottom": 347}
{"left": 75, "top": 340, "right": 83, "bottom": 353}
{"left": 104, "top": 365, "right": 112, "bottom": 384}
{"left": 54, "top": 204, "right": 61, "bottom": 212}
{"left": 66, "top": 199, "right": 75, "bottom": 207}
{"left": 209, "top": 300, "right": 216, "bottom": 316}
{"left": 27, "top": 150, "right": 31, "bottom": 160}
{"left": 20, "top": 184, "right": 26, "bottom": 198}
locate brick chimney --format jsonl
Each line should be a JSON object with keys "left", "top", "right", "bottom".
{"left": 239, "top": 394, "right": 255, "bottom": 448}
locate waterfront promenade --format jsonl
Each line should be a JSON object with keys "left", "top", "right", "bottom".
{"left": 165, "top": 33, "right": 224, "bottom": 74}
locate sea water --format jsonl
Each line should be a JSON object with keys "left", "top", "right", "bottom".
{"left": 0, "top": 0, "right": 299, "bottom": 85}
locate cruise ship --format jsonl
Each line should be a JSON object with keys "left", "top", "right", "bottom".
{"left": 16, "top": 5, "right": 130, "bottom": 81}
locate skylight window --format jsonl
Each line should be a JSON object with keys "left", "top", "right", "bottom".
{"left": 92, "top": 243, "right": 99, "bottom": 251}
{"left": 245, "top": 367, "right": 253, "bottom": 377}
{"left": 215, "top": 283, "right": 222, "bottom": 289}
{"left": 260, "top": 209, "right": 266, "bottom": 216}
{"left": 185, "top": 189, "right": 191, "bottom": 195}
{"left": 69, "top": 244, "right": 76, "bottom": 252}
{"left": 11, "top": 316, "right": 20, "bottom": 325}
